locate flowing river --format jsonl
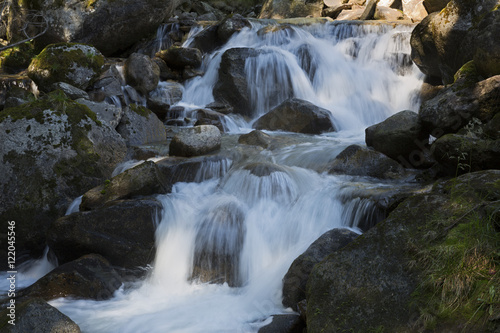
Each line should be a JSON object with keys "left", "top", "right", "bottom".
{"left": 4, "top": 19, "right": 424, "bottom": 332}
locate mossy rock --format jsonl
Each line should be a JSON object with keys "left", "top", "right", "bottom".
{"left": 27, "top": 43, "right": 104, "bottom": 92}
{"left": 0, "top": 90, "right": 126, "bottom": 259}
{"left": 0, "top": 42, "right": 37, "bottom": 73}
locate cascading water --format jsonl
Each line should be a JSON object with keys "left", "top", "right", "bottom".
{"left": 27, "top": 20, "right": 424, "bottom": 332}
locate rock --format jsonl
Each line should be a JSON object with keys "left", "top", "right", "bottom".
{"left": 116, "top": 105, "right": 167, "bottom": 146}
{"left": 152, "top": 57, "right": 181, "bottom": 81}
{"left": 484, "top": 112, "right": 500, "bottom": 140}
{"left": 410, "top": 0, "right": 499, "bottom": 83}
{"left": 33, "top": 0, "right": 182, "bottom": 56}
{"left": 47, "top": 198, "right": 161, "bottom": 268}
{"left": 418, "top": 75, "right": 500, "bottom": 136}
{"left": 423, "top": 0, "right": 450, "bottom": 13}
{"left": 76, "top": 99, "right": 124, "bottom": 129}
{"left": 169, "top": 125, "right": 222, "bottom": 157}
{"left": 0, "top": 298, "right": 81, "bottom": 333}
{"left": 259, "top": 0, "right": 324, "bottom": 19}
{"left": 3, "top": 86, "right": 35, "bottom": 109}
{"left": 401, "top": 0, "right": 427, "bottom": 22}
{"left": 238, "top": 130, "right": 273, "bottom": 149}
{"left": 473, "top": 9, "right": 500, "bottom": 78}
{"left": 360, "top": 0, "right": 380, "bottom": 20}
{"left": 282, "top": 228, "right": 359, "bottom": 310}
{"left": 27, "top": 43, "right": 104, "bottom": 92}
{"left": 323, "top": 4, "right": 353, "bottom": 18}
{"left": 51, "top": 82, "right": 89, "bottom": 100}
{"left": 328, "top": 145, "right": 406, "bottom": 179}
{"left": 193, "top": 108, "right": 225, "bottom": 131}
{"left": 147, "top": 82, "right": 184, "bottom": 120}
{"left": 206, "top": 101, "right": 233, "bottom": 115}
{"left": 124, "top": 53, "right": 160, "bottom": 95}
{"left": 0, "top": 90, "right": 126, "bottom": 259}
{"left": 189, "top": 25, "right": 224, "bottom": 54}
{"left": 431, "top": 134, "right": 500, "bottom": 174}
{"left": 374, "top": 6, "right": 407, "bottom": 20}
{"left": 191, "top": 201, "right": 246, "bottom": 287}
{"left": 80, "top": 161, "right": 169, "bottom": 211}
{"left": 306, "top": 170, "right": 500, "bottom": 332}
{"left": 217, "top": 14, "right": 251, "bottom": 42}
{"left": 336, "top": 6, "right": 365, "bottom": 20}
{"left": 18, "top": 254, "right": 122, "bottom": 301}
{"left": 213, "top": 47, "right": 265, "bottom": 118}
{"left": 418, "top": 82, "right": 444, "bottom": 103}
{"left": 253, "top": 98, "right": 335, "bottom": 134}
{"left": 0, "top": 42, "right": 37, "bottom": 74}
{"left": 365, "top": 110, "right": 430, "bottom": 168}
{"left": 0, "top": 75, "right": 35, "bottom": 110}
{"left": 258, "top": 314, "right": 305, "bottom": 333}
{"left": 156, "top": 46, "right": 202, "bottom": 70}
{"left": 88, "top": 64, "right": 125, "bottom": 103}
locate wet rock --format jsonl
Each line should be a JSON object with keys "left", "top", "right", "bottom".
{"left": 238, "top": 130, "right": 273, "bottom": 149}
{"left": 191, "top": 201, "right": 246, "bottom": 287}
{"left": 194, "top": 108, "right": 225, "bottom": 131}
{"left": 418, "top": 75, "right": 500, "bottom": 136}
{"left": 190, "top": 25, "right": 224, "bottom": 54}
{"left": 51, "top": 82, "right": 89, "bottom": 100}
{"left": 473, "top": 9, "right": 500, "bottom": 78}
{"left": 0, "top": 298, "right": 81, "bottom": 333}
{"left": 18, "top": 254, "right": 122, "bottom": 301}
{"left": 365, "top": 110, "right": 430, "bottom": 168}
{"left": 147, "top": 82, "right": 184, "bottom": 120}
{"left": 306, "top": 170, "right": 500, "bottom": 332}
{"left": 282, "top": 228, "right": 359, "bottom": 310}
{"left": 253, "top": 98, "right": 335, "bottom": 134}
{"left": 47, "top": 198, "right": 161, "bottom": 268}
{"left": 80, "top": 161, "right": 169, "bottom": 210}
{"left": 0, "top": 91, "right": 126, "bottom": 259}
{"left": 76, "top": 99, "right": 124, "bottom": 129}
{"left": 431, "top": 134, "right": 500, "bottom": 175}
{"left": 259, "top": 0, "right": 324, "bottom": 19}
{"left": 124, "top": 53, "right": 160, "bottom": 95}
{"left": 206, "top": 101, "right": 234, "bottom": 115}
{"left": 328, "top": 145, "right": 406, "bottom": 179}
{"left": 27, "top": 43, "right": 104, "bottom": 92}
{"left": 34, "top": 0, "right": 182, "bottom": 56}
{"left": 88, "top": 64, "right": 125, "bottom": 103}
{"left": 258, "top": 314, "right": 305, "bottom": 333}
{"left": 410, "top": 0, "right": 499, "bottom": 83}
{"left": 217, "top": 14, "right": 251, "bottom": 42}
{"left": 213, "top": 47, "right": 264, "bottom": 117}
{"left": 169, "top": 125, "right": 221, "bottom": 157}
{"left": 116, "top": 105, "right": 167, "bottom": 146}
{"left": 156, "top": 46, "right": 202, "bottom": 70}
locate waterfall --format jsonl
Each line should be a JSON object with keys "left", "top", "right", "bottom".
{"left": 181, "top": 21, "right": 423, "bottom": 132}
{"left": 43, "top": 20, "right": 423, "bottom": 333}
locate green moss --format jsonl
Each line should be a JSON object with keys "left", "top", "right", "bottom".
{"left": 0, "top": 42, "right": 37, "bottom": 73}
{"left": 453, "top": 61, "right": 482, "bottom": 91}
{"left": 29, "top": 43, "right": 104, "bottom": 89}
{"left": 129, "top": 104, "right": 152, "bottom": 117}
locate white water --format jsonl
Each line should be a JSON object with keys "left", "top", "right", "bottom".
{"left": 19, "top": 20, "right": 423, "bottom": 332}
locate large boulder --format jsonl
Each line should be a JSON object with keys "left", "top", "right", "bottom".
{"left": 124, "top": 53, "right": 160, "bottom": 95}
{"left": 258, "top": 0, "right": 324, "bottom": 18}
{"left": 169, "top": 125, "right": 222, "bottom": 157}
{"left": 431, "top": 134, "right": 500, "bottom": 174}
{"left": 156, "top": 46, "right": 203, "bottom": 70}
{"left": 17, "top": 254, "right": 122, "bottom": 301}
{"left": 418, "top": 75, "right": 500, "bottom": 136}
{"left": 253, "top": 98, "right": 335, "bottom": 134}
{"left": 31, "top": 0, "right": 181, "bottom": 56}
{"left": 217, "top": 14, "right": 252, "bottom": 42}
{"left": 27, "top": 43, "right": 104, "bottom": 92}
{"left": 328, "top": 145, "right": 406, "bottom": 179}
{"left": 213, "top": 48, "right": 260, "bottom": 117}
{"left": 80, "top": 161, "right": 169, "bottom": 211}
{"left": 282, "top": 228, "right": 359, "bottom": 311}
{"left": 47, "top": 198, "right": 161, "bottom": 268}
{"left": 116, "top": 105, "right": 167, "bottom": 146}
{"left": 410, "top": 0, "right": 499, "bottom": 83}
{"left": 0, "top": 298, "right": 81, "bottom": 333}
{"left": 365, "top": 110, "right": 430, "bottom": 168}
{"left": 0, "top": 91, "right": 126, "bottom": 258}
{"left": 472, "top": 9, "right": 500, "bottom": 78}
{"left": 306, "top": 170, "right": 500, "bottom": 332}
